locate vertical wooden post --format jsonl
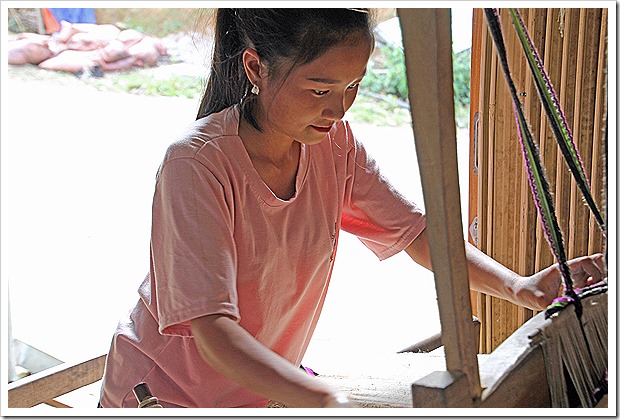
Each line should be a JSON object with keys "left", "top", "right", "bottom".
{"left": 398, "top": 8, "right": 482, "bottom": 406}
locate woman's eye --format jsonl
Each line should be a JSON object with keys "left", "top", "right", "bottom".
{"left": 347, "top": 83, "right": 360, "bottom": 90}
{"left": 313, "top": 90, "right": 328, "bottom": 96}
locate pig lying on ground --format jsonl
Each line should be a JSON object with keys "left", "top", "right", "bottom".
{"left": 8, "top": 36, "right": 54, "bottom": 65}
{"left": 9, "top": 21, "right": 168, "bottom": 76}
{"left": 37, "top": 49, "right": 99, "bottom": 73}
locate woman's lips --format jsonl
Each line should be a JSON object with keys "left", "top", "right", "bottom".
{"left": 311, "top": 125, "right": 332, "bottom": 133}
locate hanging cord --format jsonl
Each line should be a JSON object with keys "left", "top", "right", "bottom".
{"left": 507, "top": 9, "right": 606, "bottom": 234}
{"left": 483, "top": 8, "right": 581, "bottom": 318}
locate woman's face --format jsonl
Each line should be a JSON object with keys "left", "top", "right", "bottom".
{"left": 256, "top": 35, "right": 373, "bottom": 145}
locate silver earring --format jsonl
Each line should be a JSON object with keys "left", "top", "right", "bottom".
{"left": 251, "top": 84, "right": 260, "bottom": 95}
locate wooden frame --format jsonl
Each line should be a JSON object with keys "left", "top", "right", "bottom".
{"left": 7, "top": 354, "right": 105, "bottom": 408}
{"left": 398, "top": 8, "right": 608, "bottom": 408}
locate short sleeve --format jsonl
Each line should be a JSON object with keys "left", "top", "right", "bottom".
{"left": 150, "top": 156, "right": 240, "bottom": 336}
{"left": 340, "top": 123, "right": 426, "bottom": 260}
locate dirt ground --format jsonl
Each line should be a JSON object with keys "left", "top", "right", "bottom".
{"left": 4, "top": 63, "right": 470, "bottom": 388}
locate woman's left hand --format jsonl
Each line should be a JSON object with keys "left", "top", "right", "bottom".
{"left": 514, "top": 253, "right": 606, "bottom": 311}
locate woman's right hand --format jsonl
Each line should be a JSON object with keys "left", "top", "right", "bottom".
{"left": 322, "top": 392, "right": 356, "bottom": 407}
{"left": 191, "top": 314, "right": 352, "bottom": 408}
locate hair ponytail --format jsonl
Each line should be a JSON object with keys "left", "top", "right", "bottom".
{"left": 196, "top": 9, "right": 255, "bottom": 125}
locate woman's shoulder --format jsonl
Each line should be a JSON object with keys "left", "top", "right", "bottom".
{"left": 163, "top": 106, "right": 240, "bottom": 163}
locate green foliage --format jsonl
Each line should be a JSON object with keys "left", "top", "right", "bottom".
{"left": 453, "top": 48, "right": 471, "bottom": 128}
{"left": 361, "top": 42, "right": 471, "bottom": 128}
{"left": 363, "top": 43, "right": 408, "bottom": 100}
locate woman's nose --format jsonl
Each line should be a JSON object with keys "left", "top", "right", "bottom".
{"left": 322, "top": 95, "right": 346, "bottom": 121}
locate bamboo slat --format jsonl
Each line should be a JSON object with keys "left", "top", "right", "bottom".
{"left": 468, "top": 10, "right": 482, "bottom": 249}
{"left": 476, "top": 9, "right": 495, "bottom": 353}
{"left": 534, "top": 8, "right": 565, "bottom": 274}
{"left": 516, "top": 8, "right": 547, "bottom": 325}
{"left": 468, "top": 9, "right": 484, "bottom": 342}
{"left": 568, "top": 9, "right": 600, "bottom": 259}
{"left": 553, "top": 8, "right": 579, "bottom": 260}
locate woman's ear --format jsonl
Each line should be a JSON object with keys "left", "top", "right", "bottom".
{"left": 242, "top": 48, "right": 266, "bottom": 89}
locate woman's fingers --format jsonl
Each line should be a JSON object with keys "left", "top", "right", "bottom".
{"left": 567, "top": 253, "right": 606, "bottom": 287}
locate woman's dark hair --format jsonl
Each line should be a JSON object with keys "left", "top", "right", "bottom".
{"left": 196, "top": 9, "right": 376, "bottom": 130}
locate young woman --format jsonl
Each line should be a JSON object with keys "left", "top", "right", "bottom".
{"left": 98, "top": 9, "right": 605, "bottom": 408}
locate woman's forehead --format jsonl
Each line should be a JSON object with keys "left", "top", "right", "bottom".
{"left": 290, "top": 39, "right": 372, "bottom": 82}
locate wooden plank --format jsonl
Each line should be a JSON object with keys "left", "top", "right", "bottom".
{"left": 468, "top": 9, "right": 484, "bottom": 349}
{"left": 398, "top": 8, "right": 481, "bottom": 402}
{"left": 491, "top": 9, "right": 511, "bottom": 272}
{"left": 468, "top": 9, "right": 482, "bottom": 249}
{"left": 8, "top": 354, "right": 106, "bottom": 408}
{"left": 554, "top": 8, "right": 580, "bottom": 259}
{"left": 535, "top": 8, "right": 565, "bottom": 273}
{"left": 43, "top": 399, "right": 72, "bottom": 408}
{"left": 488, "top": 9, "right": 525, "bottom": 350}
{"left": 486, "top": 10, "right": 509, "bottom": 350}
{"left": 504, "top": 7, "right": 525, "bottom": 333}
{"left": 516, "top": 9, "right": 547, "bottom": 325}
{"left": 481, "top": 347, "right": 550, "bottom": 407}
{"left": 480, "top": 11, "right": 497, "bottom": 353}
{"left": 570, "top": 9, "right": 603, "bottom": 259}
{"left": 477, "top": 311, "right": 551, "bottom": 407}
{"left": 484, "top": 9, "right": 502, "bottom": 353}
{"left": 475, "top": 8, "right": 495, "bottom": 353}
{"left": 507, "top": 8, "right": 524, "bottom": 271}
{"left": 568, "top": 9, "right": 596, "bottom": 259}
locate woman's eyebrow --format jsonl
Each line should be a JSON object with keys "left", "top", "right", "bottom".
{"left": 306, "top": 77, "right": 339, "bottom": 85}
{"left": 306, "top": 70, "right": 367, "bottom": 85}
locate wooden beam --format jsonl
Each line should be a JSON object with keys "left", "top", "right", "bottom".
{"left": 477, "top": 313, "right": 551, "bottom": 407}
{"left": 8, "top": 354, "right": 106, "bottom": 408}
{"left": 398, "top": 8, "right": 482, "bottom": 404}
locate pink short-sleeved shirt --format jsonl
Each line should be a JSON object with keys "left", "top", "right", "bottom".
{"left": 99, "top": 106, "right": 425, "bottom": 408}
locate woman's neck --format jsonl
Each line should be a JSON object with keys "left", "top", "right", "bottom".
{"left": 238, "top": 116, "right": 301, "bottom": 200}
{"left": 238, "top": 116, "right": 299, "bottom": 167}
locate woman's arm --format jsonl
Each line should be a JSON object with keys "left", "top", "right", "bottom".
{"left": 190, "top": 314, "right": 353, "bottom": 408}
{"left": 405, "top": 228, "right": 605, "bottom": 311}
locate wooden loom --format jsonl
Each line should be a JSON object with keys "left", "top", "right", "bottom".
{"left": 6, "top": 8, "right": 609, "bottom": 410}
{"left": 396, "top": 8, "right": 608, "bottom": 408}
